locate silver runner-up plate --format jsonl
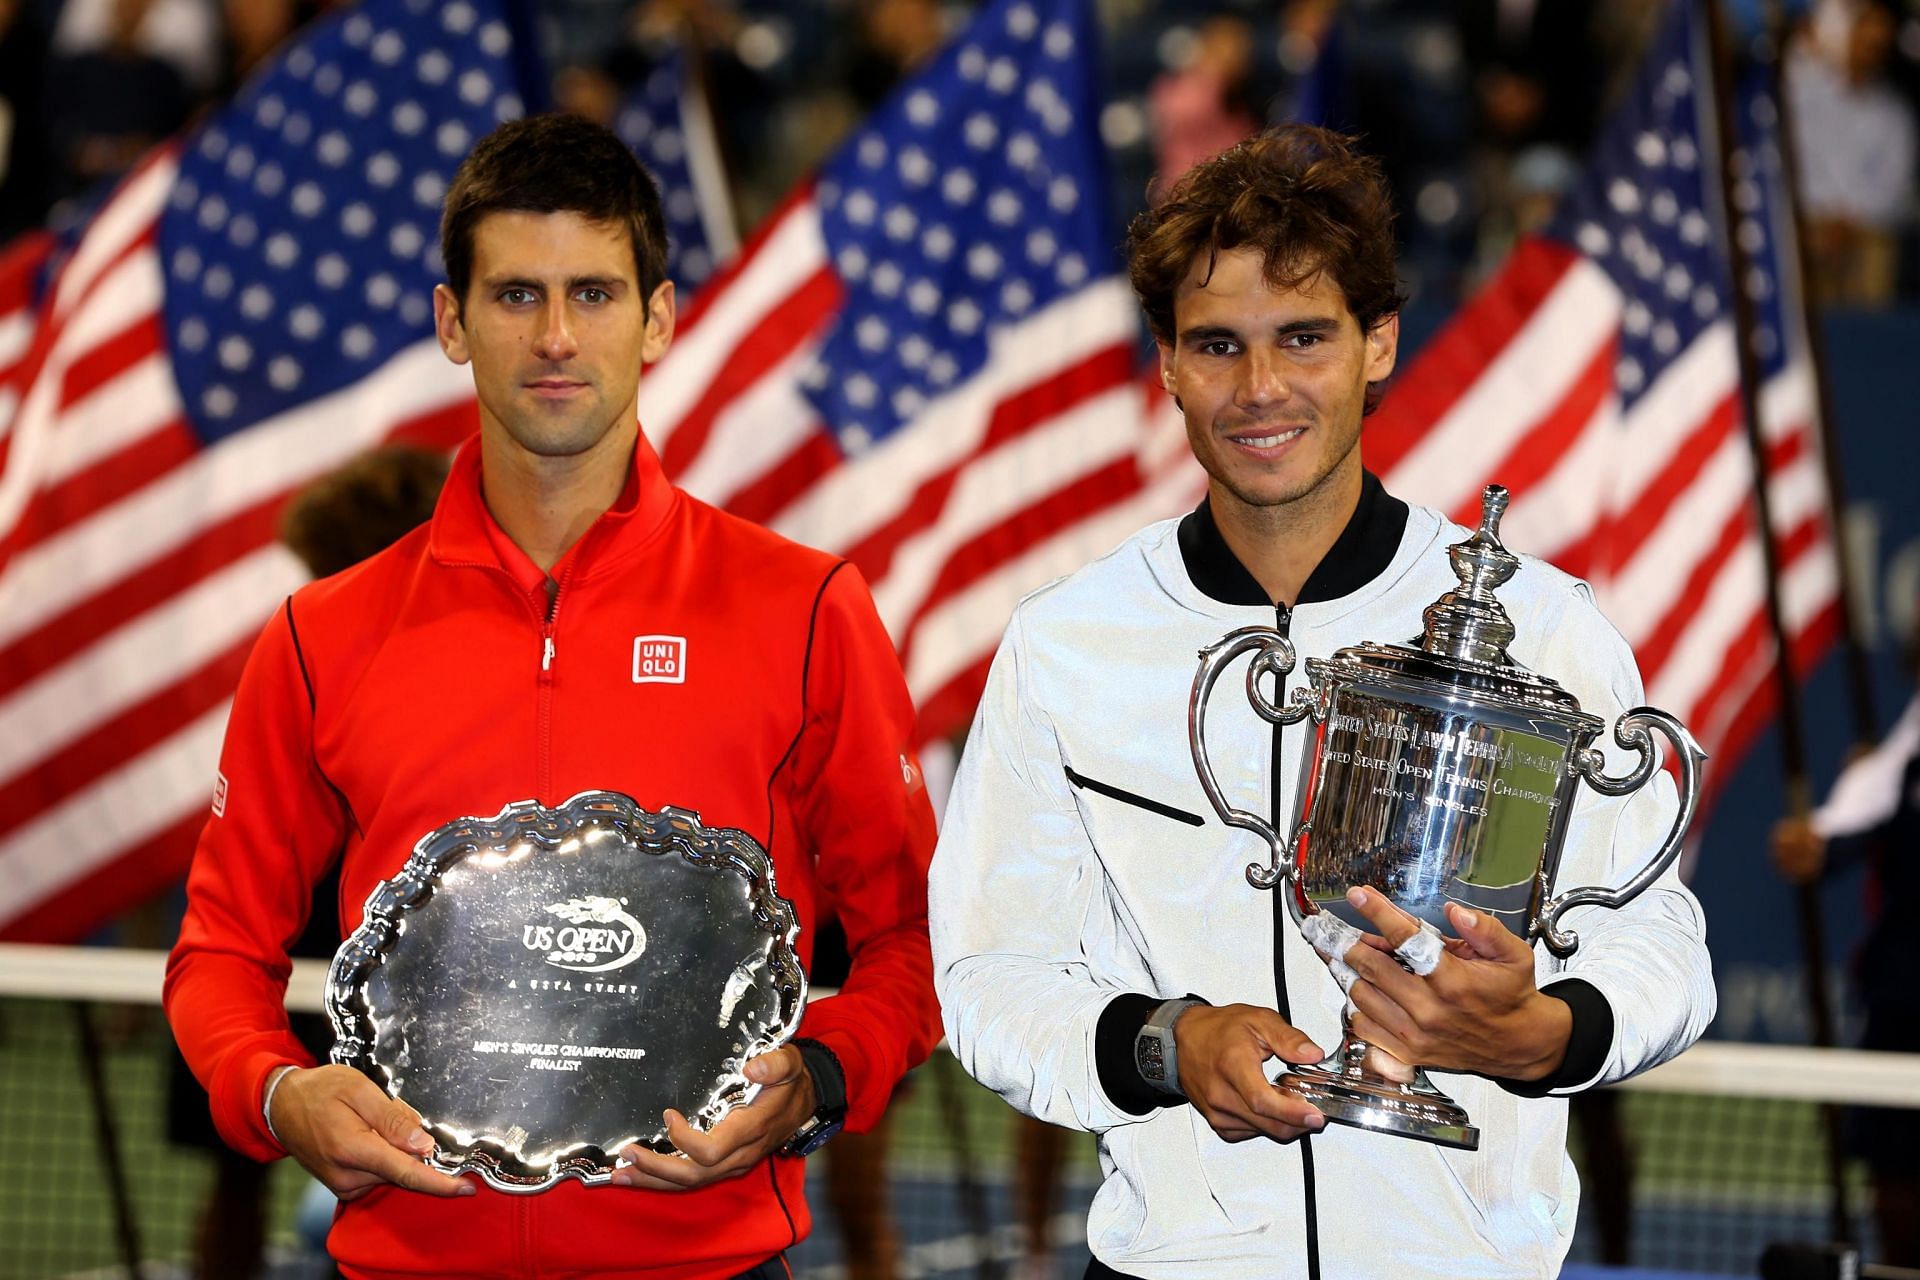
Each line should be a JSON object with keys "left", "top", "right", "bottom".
{"left": 326, "top": 790, "right": 806, "bottom": 1193}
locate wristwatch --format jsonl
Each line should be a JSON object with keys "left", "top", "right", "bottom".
{"left": 781, "top": 1038, "right": 848, "bottom": 1157}
{"left": 1135, "top": 997, "right": 1206, "bottom": 1097}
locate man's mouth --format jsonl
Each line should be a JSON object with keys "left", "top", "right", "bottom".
{"left": 1229, "top": 425, "right": 1307, "bottom": 449}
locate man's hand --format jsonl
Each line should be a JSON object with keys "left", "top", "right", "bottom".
{"left": 611, "top": 1045, "right": 817, "bottom": 1190}
{"left": 1171, "top": 1004, "right": 1326, "bottom": 1144}
{"left": 268, "top": 1064, "right": 475, "bottom": 1201}
{"left": 1341, "top": 887, "right": 1572, "bottom": 1082}
{"left": 1771, "top": 817, "right": 1827, "bottom": 884}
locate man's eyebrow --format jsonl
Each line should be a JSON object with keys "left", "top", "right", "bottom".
{"left": 1273, "top": 317, "right": 1341, "bottom": 335}
{"left": 477, "top": 274, "right": 631, "bottom": 292}
{"left": 1177, "top": 324, "right": 1242, "bottom": 346}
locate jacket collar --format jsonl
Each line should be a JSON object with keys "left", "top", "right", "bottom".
{"left": 1178, "top": 470, "right": 1409, "bottom": 608}
{"left": 428, "top": 429, "right": 678, "bottom": 584}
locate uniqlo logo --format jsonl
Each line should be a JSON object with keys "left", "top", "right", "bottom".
{"left": 211, "top": 771, "right": 229, "bottom": 818}
{"left": 632, "top": 636, "right": 688, "bottom": 684}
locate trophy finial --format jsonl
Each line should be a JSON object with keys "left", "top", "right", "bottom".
{"left": 1421, "top": 484, "right": 1520, "bottom": 664}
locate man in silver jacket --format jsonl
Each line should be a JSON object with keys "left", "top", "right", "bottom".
{"left": 928, "top": 125, "right": 1714, "bottom": 1279}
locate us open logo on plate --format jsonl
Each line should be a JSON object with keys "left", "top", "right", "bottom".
{"left": 632, "top": 635, "right": 687, "bottom": 684}
{"left": 525, "top": 897, "right": 648, "bottom": 973}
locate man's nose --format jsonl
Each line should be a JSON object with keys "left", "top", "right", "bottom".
{"left": 532, "top": 298, "right": 578, "bottom": 362}
{"left": 1238, "top": 349, "right": 1290, "bottom": 408}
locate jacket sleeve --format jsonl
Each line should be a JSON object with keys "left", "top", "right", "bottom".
{"left": 788, "top": 565, "right": 940, "bottom": 1132}
{"left": 929, "top": 609, "right": 1162, "bottom": 1134}
{"left": 163, "top": 598, "right": 348, "bottom": 1160}
{"left": 1527, "top": 579, "right": 1716, "bottom": 1093}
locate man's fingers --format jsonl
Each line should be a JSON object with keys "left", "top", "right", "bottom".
{"left": 1444, "top": 902, "right": 1524, "bottom": 960}
{"left": 1346, "top": 1007, "right": 1419, "bottom": 1080}
{"left": 615, "top": 1144, "right": 703, "bottom": 1189}
{"left": 1344, "top": 886, "right": 1421, "bottom": 947}
{"left": 742, "top": 1045, "right": 804, "bottom": 1087}
{"left": 1249, "top": 1009, "right": 1324, "bottom": 1065}
{"left": 613, "top": 1138, "right": 757, "bottom": 1190}
{"left": 345, "top": 1136, "right": 473, "bottom": 1197}
{"left": 663, "top": 1107, "right": 760, "bottom": 1168}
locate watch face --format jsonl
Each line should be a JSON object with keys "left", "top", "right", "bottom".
{"left": 1137, "top": 1035, "right": 1168, "bottom": 1083}
{"left": 789, "top": 1115, "right": 844, "bottom": 1157}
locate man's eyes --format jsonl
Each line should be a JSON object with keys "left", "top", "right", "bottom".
{"left": 497, "top": 287, "right": 613, "bottom": 304}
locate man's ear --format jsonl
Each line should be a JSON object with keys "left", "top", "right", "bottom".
{"left": 1364, "top": 312, "right": 1400, "bottom": 383}
{"left": 1156, "top": 341, "right": 1183, "bottom": 412}
{"left": 640, "top": 279, "right": 676, "bottom": 364}
{"left": 433, "top": 284, "right": 470, "bottom": 366}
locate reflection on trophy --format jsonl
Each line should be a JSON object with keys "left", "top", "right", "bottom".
{"left": 1189, "top": 485, "right": 1705, "bottom": 1150}
{"left": 327, "top": 791, "right": 806, "bottom": 1192}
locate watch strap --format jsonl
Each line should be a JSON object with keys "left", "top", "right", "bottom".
{"left": 781, "top": 1038, "right": 848, "bottom": 1156}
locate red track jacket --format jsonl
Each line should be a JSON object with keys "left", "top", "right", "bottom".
{"left": 164, "top": 433, "right": 941, "bottom": 1279}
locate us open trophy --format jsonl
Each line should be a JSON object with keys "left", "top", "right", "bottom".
{"left": 1188, "top": 485, "right": 1704, "bottom": 1150}
{"left": 326, "top": 791, "right": 806, "bottom": 1191}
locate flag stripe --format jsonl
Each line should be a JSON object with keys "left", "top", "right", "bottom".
{"left": 656, "top": 267, "right": 841, "bottom": 478}
{"left": 0, "top": 701, "right": 229, "bottom": 935}
{"left": 0, "top": 642, "right": 252, "bottom": 861}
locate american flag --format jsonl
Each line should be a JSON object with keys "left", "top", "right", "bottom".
{"left": 0, "top": 0, "right": 528, "bottom": 941}
{"left": 1364, "top": 0, "right": 1839, "bottom": 797}
{"left": 635, "top": 0, "right": 1199, "bottom": 741}
{"left": 0, "top": 0, "right": 1200, "bottom": 942}
{"left": 613, "top": 46, "right": 738, "bottom": 294}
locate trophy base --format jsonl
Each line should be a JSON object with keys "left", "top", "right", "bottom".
{"left": 1274, "top": 1053, "right": 1480, "bottom": 1151}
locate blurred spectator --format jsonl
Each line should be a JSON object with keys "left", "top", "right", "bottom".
{"left": 1460, "top": 0, "right": 1602, "bottom": 154}
{"left": 845, "top": 0, "right": 947, "bottom": 113}
{"left": 1148, "top": 14, "right": 1258, "bottom": 195}
{"left": 220, "top": 0, "right": 301, "bottom": 87}
{"left": 44, "top": 0, "right": 210, "bottom": 205}
{"left": 0, "top": 0, "right": 55, "bottom": 240}
{"left": 1786, "top": 0, "right": 1915, "bottom": 306}
{"left": 52, "top": 0, "right": 224, "bottom": 95}
{"left": 1769, "top": 609, "right": 1920, "bottom": 1268}
{"left": 1459, "top": 0, "right": 1601, "bottom": 272}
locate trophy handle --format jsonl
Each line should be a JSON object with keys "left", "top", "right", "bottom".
{"left": 1191, "top": 627, "right": 1316, "bottom": 889}
{"left": 1538, "top": 707, "right": 1706, "bottom": 954}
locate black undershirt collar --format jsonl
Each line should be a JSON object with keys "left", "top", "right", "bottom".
{"left": 1178, "top": 470, "right": 1409, "bottom": 608}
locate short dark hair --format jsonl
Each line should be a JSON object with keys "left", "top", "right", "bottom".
{"left": 440, "top": 113, "right": 669, "bottom": 311}
{"left": 1127, "top": 125, "right": 1405, "bottom": 348}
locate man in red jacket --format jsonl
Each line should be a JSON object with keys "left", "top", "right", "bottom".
{"left": 164, "top": 114, "right": 941, "bottom": 1280}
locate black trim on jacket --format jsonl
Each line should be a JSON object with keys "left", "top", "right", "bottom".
{"left": 1176, "top": 470, "right": 1409, "bottom": 607}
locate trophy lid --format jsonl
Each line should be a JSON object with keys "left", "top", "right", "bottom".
{"left": 1423, "top": 484, "right": 1520, "bottom": 666}
{"left": 1313, "top": 484, "right": 1592, "bottom": 719}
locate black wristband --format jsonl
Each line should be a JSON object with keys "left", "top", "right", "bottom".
{"left": 791, "top": 1037, "right": 848, "bottom": 1114}
{"left": 1096, "top": 992, "right": 1207, "bottom": 1116}
{"left": 1494, "top": 978, "right": 1614, "bottom": 1098}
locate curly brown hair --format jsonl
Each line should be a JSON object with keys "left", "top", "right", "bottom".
{"left": 1127, "top": 125, "right": 1404, "bottom": 349}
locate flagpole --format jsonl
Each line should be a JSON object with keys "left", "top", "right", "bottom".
{"left": 1757, "top": 0, "right": 1879, "bottom": 741}
{"left": 1699, "top": 0, "right": 1854, "bottom": 1244}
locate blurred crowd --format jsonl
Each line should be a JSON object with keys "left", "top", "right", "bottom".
{"left": 3, "top": 0, "right": 1919, "bottom": 309}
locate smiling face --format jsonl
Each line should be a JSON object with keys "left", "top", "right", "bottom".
{"left": 433, "top": 209, "right": 674, "bottom": 467}
{"left": 1159, "top": 246, "right": 1397, "bottom": 526}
